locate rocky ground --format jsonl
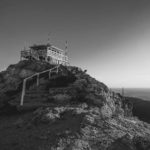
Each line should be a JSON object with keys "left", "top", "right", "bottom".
{"left": 0, "top": 60, "right": 150, "bottom": 150}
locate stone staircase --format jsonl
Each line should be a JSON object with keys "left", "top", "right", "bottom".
{"left": 9, "top": 65, "right": 69, "bottom": 111}
{"left": 10, "top": 81, "right": 47, "bottom": 108}
{"left": 24, "top": 90, "right": 49, "bottom": 103}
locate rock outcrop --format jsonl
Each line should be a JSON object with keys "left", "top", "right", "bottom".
{"left": 0, "top": 60, "right": 150, "bottom": 150}
{"left": 0, "top": 60, "right": 54, "bottom": 105}
{"left": 24, "top": 103, "right": 150, "bottom": 150}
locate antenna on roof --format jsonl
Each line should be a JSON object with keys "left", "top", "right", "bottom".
{"left": 65, "top": 40, "right": 68, "bottom": 55}
{"left": 122, "top": 87, "right": 125, "bottom": 100}
{"left": 23, "top": 46, "right": 26, "bottom": 50}
{"left": 47, "top": 33, "right": 51, "bottom": 45}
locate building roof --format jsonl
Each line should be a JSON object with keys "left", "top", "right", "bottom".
{"left": 30, "top": 44, "right": 51, "bottom": 50}
{"left": 30, "top": 44, "right": 64, "bottom": 52}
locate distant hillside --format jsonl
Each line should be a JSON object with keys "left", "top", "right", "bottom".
{"left": 126, "top": 97, "right": 150, "bottom": 123}
{"left": 113, "top": 88, "right": 150, "bottom": 101}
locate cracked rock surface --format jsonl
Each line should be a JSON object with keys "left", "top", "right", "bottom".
{"left": 0, "top": 60, "right": 150, "bottom": 150}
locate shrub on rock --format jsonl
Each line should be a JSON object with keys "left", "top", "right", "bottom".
{"left": 52, "top": 94, "right": 72, "bottom": 104}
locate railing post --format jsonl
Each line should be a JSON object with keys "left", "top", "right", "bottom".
{"left": 57, "top": 66, "right": 59, "bottom": 74}
{"left": 49, "top": 70, "right": 51, "bottom": 79}
{"left": 20, "top": 79, "right": 27, "bottom": 106}
{"left": 37, "top": 73, "right": 40, "bottom": 86}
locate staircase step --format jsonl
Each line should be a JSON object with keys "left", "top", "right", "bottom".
{"left": 11, "top": 96, "right": 49, "bottom": 105}
{"left": 17, "top": 103, "right": 52, "bottom": 111}
{"left": 23, "top": 97, "right": 48, "bottom": 102}
{"left": 25, "top": 95, "right": 48, "bottom": 98}
{"left": 25, "top": 93, "right": 49, "bottom": 96}
{"left": 25, "top": 91, "right": 49, "bottom": 94}
{"left": 25, "top": 90, "right": 49, "bottom": 94}
{"left": 24, "top": 95, "right": 49, "bottom": 100}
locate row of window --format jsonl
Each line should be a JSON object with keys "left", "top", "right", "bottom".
{"left": 47, "top": 52, "right": 68, "bottom": 62}
{"left": 47, "top": 50, "right": 66, "bottom": 58}
{"left": 48, "top": 47, "right": 63, "bottom": 55}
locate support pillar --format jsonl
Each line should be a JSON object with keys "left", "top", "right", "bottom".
{"left": 49, "top": 70, "right": 51, "bottom": 79}
{"left": 57, "top": 66, "right": 59, "bottom": 74}
{"left": 20, "top": 79, "right": 27, "bottom": 106}
{"left": 20, "top": 54, "right": 22, "bottom": 61}
{"left": 37, "top": 73, "right": 40, "bottom": 86}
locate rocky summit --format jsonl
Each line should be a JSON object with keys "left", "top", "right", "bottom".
{"left": 0, "top": 60, "right": 150, "bottom": 150}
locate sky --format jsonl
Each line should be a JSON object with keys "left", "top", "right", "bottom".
{"left": 0, "top": 0, "right": 150, "bottom": 88}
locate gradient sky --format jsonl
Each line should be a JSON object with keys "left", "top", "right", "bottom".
{"left": 1, "top": 0, "right": 150, "bottom": 88}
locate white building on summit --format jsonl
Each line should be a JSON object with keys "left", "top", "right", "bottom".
{"left": 21, "top": 43, "right": 69, "bottom": 65}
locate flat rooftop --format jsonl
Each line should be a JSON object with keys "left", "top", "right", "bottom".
{"left": 30, "top": 44, "right": 64, "bottom": 52}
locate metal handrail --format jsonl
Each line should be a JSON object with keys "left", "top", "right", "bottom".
{"left": 20, "top": 65, "right": 60, "bottom": 106}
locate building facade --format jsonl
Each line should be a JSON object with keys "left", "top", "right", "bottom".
{"left": 21, "top": 44, "right": 69, "bottom": 65}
